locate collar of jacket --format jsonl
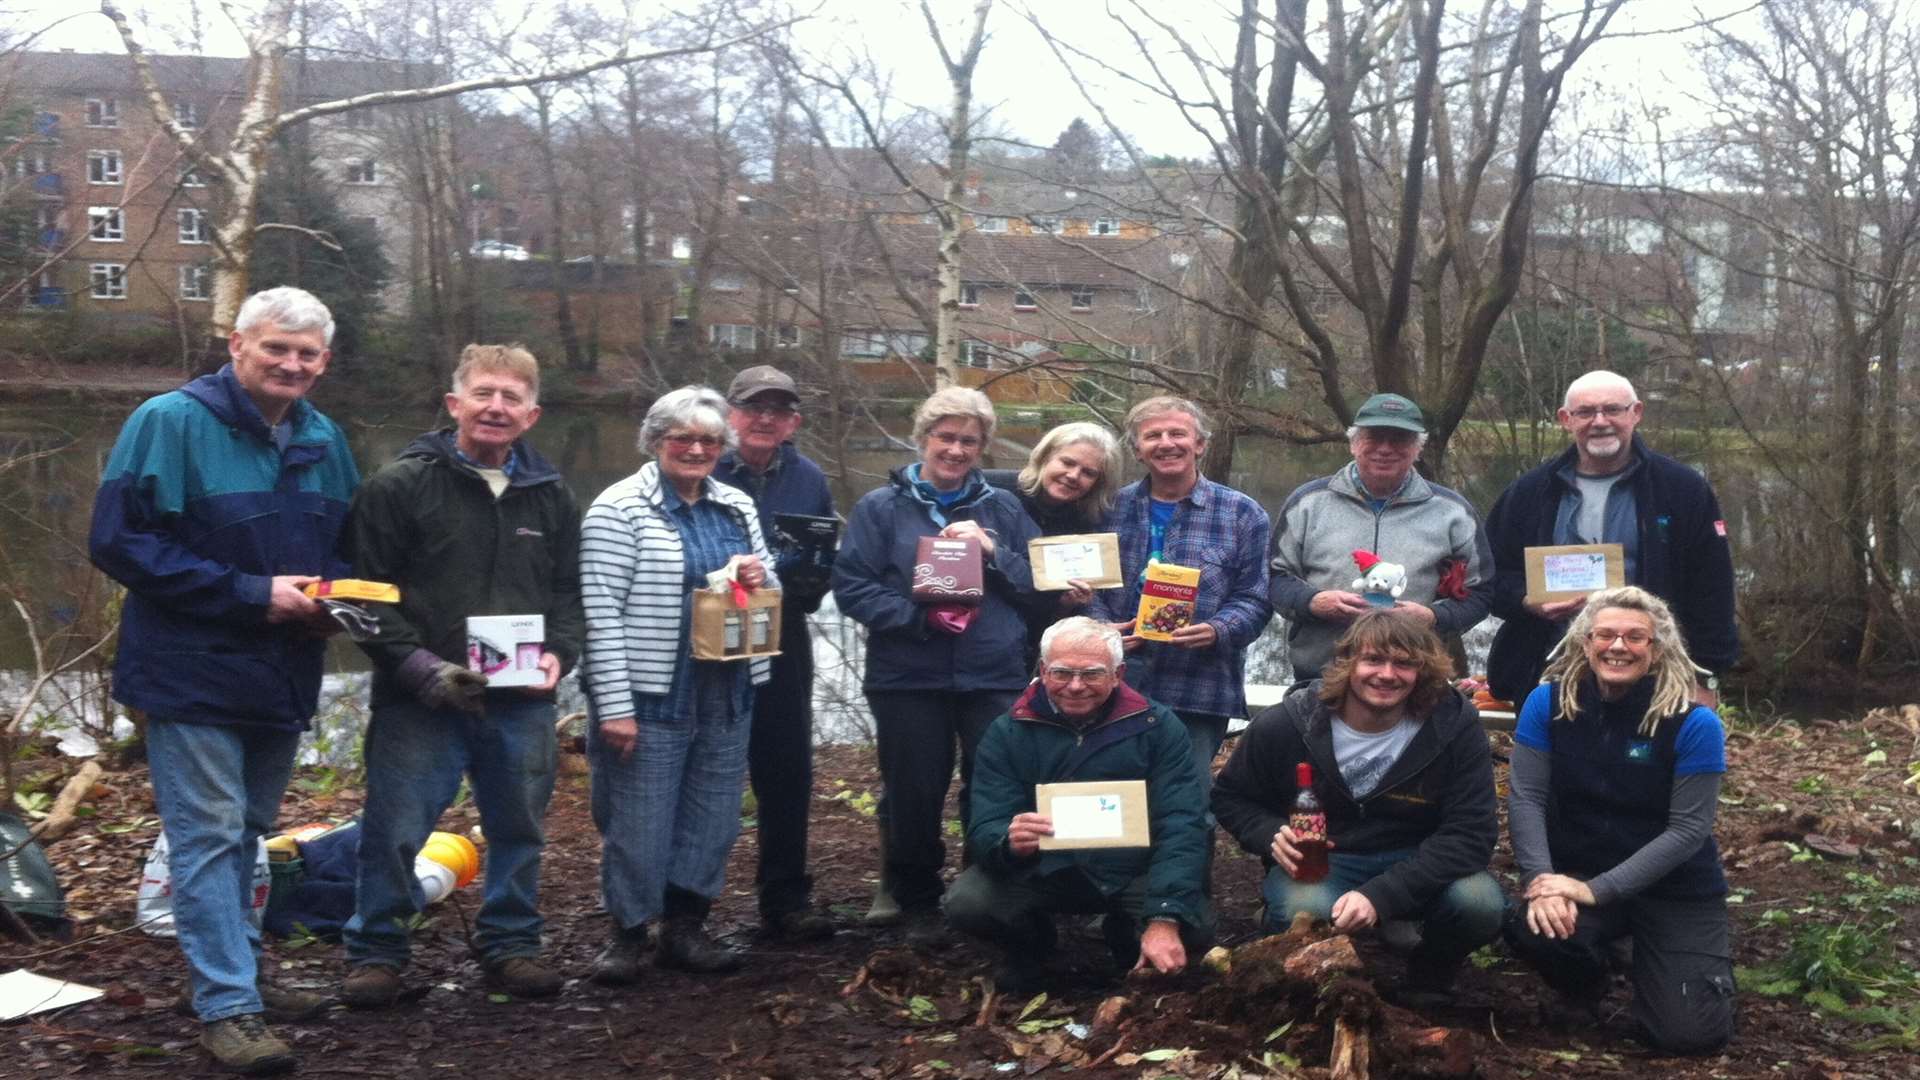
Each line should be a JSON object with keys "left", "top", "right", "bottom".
{"left": 1010, "top": 678, "right": 1152, "bottom": 732}
{"left": 181, "top": 363, "right": 323, "bottom": 447}
{"left": 1328, "top": 462, "right": 1433, "bottom": 507}
{"left": 1548, "top": 435, "right": 1648, "bottom": 491}
{"left": 889, "top": 464, "right": 994, "bottom": 511}
{"left": 1290, "top": 679, "right": 1467, "bottom": 799}
{"left": 1565, "top": 672, "right": 1659, "bottom": 725}
{"left": 718, "top": 441, "right": 795, "bottom": 479}
{"left": 400, "top": 428, "right": 562, "bottom": 488}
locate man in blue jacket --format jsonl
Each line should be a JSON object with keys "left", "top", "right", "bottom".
{"left": 945, "top": 617, "right": 1211, "bottom": 992}
{"left": 712, "top": 366, "right": 838, "bottom": 940}
{"left": 90, "top": 287, "right": 358, "bottom": 1075}
{"left": 1484, "top": 371, "right": 1738, "bottom": 707}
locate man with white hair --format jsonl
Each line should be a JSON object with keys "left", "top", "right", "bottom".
{"left": 943, "top": 617, "right": 1212, "bottom": 992}
{"left": 90, "top": 287, "right": 358, "bottom": 1074}
{"left": 1485, "top": 371, "right": 1737, "bottom": 707}
{"left": 1269, "top": 393, "right": 1493, "bottom": 682}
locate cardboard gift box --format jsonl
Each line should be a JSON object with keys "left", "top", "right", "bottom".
{"left": 911, "top": 535, "right": 985, "bottom": 604}
{"left": 1523, "top": 543, "right": 1625, "bottom": 604}
{"left": 1035, "top": 779, "right": 1150, "bottom": 850}
{"left": 466, "top": 614, "right": 546, "bottom": 687}
{"left": 691, "top": 587, "right": 784, "bottom": 661}
{"left": 1134, "top": 561, "right": 1202, "bottom": 641}
{"left": 1028, "top": 532, "right": 1124, "bottom": 591}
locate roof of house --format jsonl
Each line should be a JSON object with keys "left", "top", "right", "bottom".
{"left": 2, "top": 51, "right": 436, "bottom": 104}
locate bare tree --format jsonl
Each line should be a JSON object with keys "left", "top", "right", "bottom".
{"left": 98, "top": 0, "right": 796, "bottom": 340}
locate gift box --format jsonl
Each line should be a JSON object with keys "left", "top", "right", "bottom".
{"left": 466, "top": 614, "right": 545, "bottom": 687}
{"left": 691, "top": 587, "right": 784, "bottom": 661}
{"left": 1134, "top": 561, "right": 1201, "bottom": 642}
{"left": 911, "top": 535, "right": 984, "bottom": 604}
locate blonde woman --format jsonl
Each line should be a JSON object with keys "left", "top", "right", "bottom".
{"left": 1504, "top": 586, "right": 1734, "bottom": 1054}
{"left": 985, "top": 420, "right": 1122, "bottom": 666}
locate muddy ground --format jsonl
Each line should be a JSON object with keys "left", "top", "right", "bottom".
{"left": 6, "top": 707, "right": 1919, "bottom": 1079}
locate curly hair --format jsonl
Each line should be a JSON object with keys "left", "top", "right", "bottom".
{"left": 1317, "top": 609, "right": 1455, "bottom": 716}
{"left": 1541, "top": 585, "right": 1701, "bottom": 736}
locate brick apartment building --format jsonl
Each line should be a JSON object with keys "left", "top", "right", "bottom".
{"left": 2, "top": 50, "right": 423, "bottom": 328}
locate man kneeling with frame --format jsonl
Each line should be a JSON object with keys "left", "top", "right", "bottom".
{"left": 944, "top": 617, "right": 1213, "bottom": 992}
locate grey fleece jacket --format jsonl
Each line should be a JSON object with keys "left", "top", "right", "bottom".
{"left": 1268, "top": 465, "right": 1493, "bottom": 677}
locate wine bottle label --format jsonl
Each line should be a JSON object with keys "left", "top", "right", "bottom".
{"left": 1289, "top": 811, "right": 1327, "bottom": 842}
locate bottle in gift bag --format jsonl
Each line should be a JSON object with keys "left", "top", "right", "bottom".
{"left": 1288, "top": 762, "right": 1330, "bottom": 883}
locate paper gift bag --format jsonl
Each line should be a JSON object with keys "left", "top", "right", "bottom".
{"left": 690, "top": 588, "right": 784, "bottom": 661}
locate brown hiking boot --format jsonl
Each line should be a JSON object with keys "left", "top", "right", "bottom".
{"left": 172, "top": 980, "right": 330, "bottom": 1022}
{"left": 199, "top": 1014, "right": 296, "bottom": 1075}
{"left": 340, "top": 964, "right": 402, "bottom": 1009}
{"left": 486, "top": 956, "right": 564, "bottom": 998}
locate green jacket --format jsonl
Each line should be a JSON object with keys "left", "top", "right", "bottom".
{"left": 967, "top": 681, "right": 1209, "bottom": 931}
{"left": 348, "top": 429, "right": 585, "bottom": 706}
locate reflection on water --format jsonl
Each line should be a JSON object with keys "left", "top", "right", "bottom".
{"left": 0, "top": 397, "right": 1855, "bottom": 753}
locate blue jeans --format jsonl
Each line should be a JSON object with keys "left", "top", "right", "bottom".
{"left": 146, "top": 719, "right": 299, "bottom": 1022}
{"left": 590, "top": 663, "right": 750, "bottom": 930}
{"left": 1263, "top": 849, "right": 1504, "bottom": 969}
{"left": 345, "top": 695, "right": 557, "bottom": 969}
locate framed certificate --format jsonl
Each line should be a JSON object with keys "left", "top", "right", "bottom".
{"left": 1523, "top": 543, "right": 1625, "bottom": 604}
{"left": 1034, "top": 779, "right": 1149, "bottom": 850}
{"left": 1027, "top": 533, "right": 1124, "bottom": 590}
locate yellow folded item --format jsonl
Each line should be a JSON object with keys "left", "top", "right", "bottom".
{"left": 303, "top": 579, "right": 401, "bottom": 603}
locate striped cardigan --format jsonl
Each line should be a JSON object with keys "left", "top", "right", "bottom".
{"left": 579, "top": 462, "right": 776, "bottom": 722}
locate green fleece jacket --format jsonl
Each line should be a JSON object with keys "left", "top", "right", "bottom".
{"left": 967, "top": 681, "right": 1210, "bottom": 931}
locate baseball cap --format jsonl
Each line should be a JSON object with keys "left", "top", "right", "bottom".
{"left": 1351, "top": 392, "right": 1425, "bottom": 433}
{"left": 725, "top": 365, "right": 800, "bottom": 406}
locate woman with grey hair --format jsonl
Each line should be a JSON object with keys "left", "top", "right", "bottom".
{"left": 832, "top": 386, "right": 1043, "bottom": 932}
{"left": 1504, "top": 586, "right": 1735, "bottom": 1054}
{"left": 579, "top": 385, "right": 777, "bottom": 979}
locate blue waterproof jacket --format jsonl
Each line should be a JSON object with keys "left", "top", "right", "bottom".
{"left": 88, "top": 365, "right": 359, "bottom": 730}
{"left": 832, "top": 465, "right": 1041, "bottom": 691}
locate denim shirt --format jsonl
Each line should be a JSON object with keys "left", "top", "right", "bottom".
{"left": 642, "top": 485, "right": 752, "bottom": 724}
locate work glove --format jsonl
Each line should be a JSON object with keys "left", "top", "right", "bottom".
{"left": 418, "top": 661, "right": 488, "bottom": 714}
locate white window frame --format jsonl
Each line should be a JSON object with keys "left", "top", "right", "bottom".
{"left": 85, "top": 98, "right": 119, "bottom": 128}
{"left": 959, "top": 282, "right": 980, "bottom": 308}
{"left": 1133, "top": 285, "right": 1154, "bottom": 312}
{"left": 178, "top": 207, "right": 209, "bottom": 244}
{"left": 709, "top": 323, "right": 757, "bottom": 350}
{"left": 710, "top": 271, "right": 749, "bottom": 292}
{"left": 1092, "top": 217, "right": 1118, "bottom": 236}
{"left": 180, "top": 163, "right": 208, "bottom": 188}
{"left": 1030, "top": 215, "right": 1062, "bottom": 235}
{"left": 345, "top": 159, "right": 379, "bottom": 185}
{"left": 774, "top": 323, "right": 803, "bottom": 348}
{"left": 1012, "top": 288, "right": 1037, "bottom": 312}
{"left": 972, "top": 215, "right": 1007, "bottom": 234}
{"left": 180, "top": 263, "right": 212, "bottom": 301}
{"left": 89, "top": 262, "right": 127, "bottom": 299}
{"left": 87, "top": 206, "right": 124, "bottom": 242}
{"left": 87, "top": 150, "right": 123, "bottom": 185}
{"left": 959, "top": 340, "right": 994, "bottom": 368}
{"left": 1070, "top": 286, "right": 1094, "bottom": 311}
{"left": 11, "top": 149, "right": 49, "bottom": 177}
{"left": 173, "top": 101, "right": 199, "bottom": 129}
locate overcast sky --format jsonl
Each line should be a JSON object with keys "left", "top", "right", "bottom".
{"left": 17, "top": 0, "right": 1748, "bottom": 159}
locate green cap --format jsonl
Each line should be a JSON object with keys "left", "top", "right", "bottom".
{"left": 1351, "top": 392, "right": 1426, "bottom": 433}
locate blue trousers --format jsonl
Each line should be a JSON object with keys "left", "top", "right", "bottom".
{"left": 1263, "top": 848, "right": 1504, "bottom": 969}
{"left": 590, "top": 663, "right": 750, "bottom": 929}
{"left": 146, "top": 719, "right": 300, "bottom": 1022}
{"left": 345, "top": 694, "right": 557, "bottom": 969}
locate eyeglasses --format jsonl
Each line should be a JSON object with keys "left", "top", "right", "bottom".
{"left": 1042, "top": 665, "right": 1114, "bottom": 684}
{"left": 737, "top": 402, "right": 797, "bottom": 419}
{"left": 1588, "top": 628, "right": 1652, "bottom": 647}
{"left": 663, "top": 433, "right": 724, "bottom": 451}
{"left": 928, "top": 431, "right": 984, "bottom": 450}
{"left": 1567, "top": 403, "right": 1633, "bottom": 421}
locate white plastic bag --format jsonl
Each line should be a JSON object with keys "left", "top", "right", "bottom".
{"left": 136, "top": 832, "right": 270, "bottom": 938}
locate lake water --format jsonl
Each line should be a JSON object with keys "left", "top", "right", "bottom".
{"left": 0, "top": 393, "right": 1839, "bottom": 758}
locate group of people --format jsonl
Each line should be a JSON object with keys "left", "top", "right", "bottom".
{"left": 87, "top": 284, "right": 1738, "bottom": 1075}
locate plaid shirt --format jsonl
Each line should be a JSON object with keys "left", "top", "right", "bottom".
{"left": 1089, "top": 476, "right": 1273, "bottom": 718}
